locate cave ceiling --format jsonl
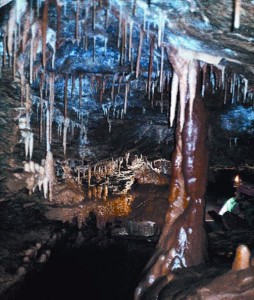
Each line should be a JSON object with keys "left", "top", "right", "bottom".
{"left": 0, "top": 0, "right": 253, "bottom": 163}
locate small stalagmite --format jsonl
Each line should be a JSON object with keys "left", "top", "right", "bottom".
{"left": 43, "top": 151, "right": 55, "bottom": 201}
{"left": 232, "top": 245, "right": 251, "bottom": 271}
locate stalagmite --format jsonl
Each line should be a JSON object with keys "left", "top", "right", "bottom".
{"left": 136, "top": 28, "right": 144, "bottom": 79}
{"left": 148, "top": 35, "right": 154, "bottom": 100}
{"left": 43, "top": 151, "right": 55, "bottom": 201}
{"left": 49, "top": 72, "right": 54, "bottom": 145}
{"left": 79, "top": 74, "right": 83, "bottom": 108}
{"left": 103, "top": 184, "right": 108, "bottom": 201}
{"left": 234, "top": 0, "right": 241, "bottom": 30}
{"left": 88, "top": 164, "right": 91, "bottom": 187}
{"left": 93, "top": 185, "right": 97, "bottom": 199}
{"left": 42, "top": 0, "right": 49, "bottom": 68}
{"left": 232, "top": 245, "right": 250, "bottom": 271}
{"left": 88, "top": 188, "right": 92, "bottom": 200}
{"left": 97, "top": 185, "right": 102, "bottom": 199}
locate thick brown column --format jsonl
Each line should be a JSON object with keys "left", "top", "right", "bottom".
{"left": 135, "top": 50, "right": 209, "bottom": 300}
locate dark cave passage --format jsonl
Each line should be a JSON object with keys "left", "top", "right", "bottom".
{"left": 7, "top": 236, "right": 155, "bottom": 300}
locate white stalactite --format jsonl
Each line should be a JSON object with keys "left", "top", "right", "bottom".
{"left": 170, "top": 72, "right": 179, "bottom": 127}
{"left": 234, "top": 0, "right": 241, "bottom": 29}
{"left": 63, "top": 117, "right": 70, "bottom": 156}
{"left": 188, "top": 59, "right": 197, "bottom": 118}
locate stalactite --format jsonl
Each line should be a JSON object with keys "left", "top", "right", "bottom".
{"left": 64, "top": 73, "right": 68, "bottom": 118}
{"left": 100, "top": 78, "right": 103, "bottom": 103}
{"left": 104, "top": 37, "right": 108, "bottom": 56}
{"left": 188, "top": 59, "right": 198, "bottom": 117}
{"left": 63, "top": 117, "right": 70, "bottom": 156}
{"left": 159, "top": 45, "right": 164, "bottom": 92}
{"left": 49, "top": 72, "right": 54, "bottom": 145}
{"left": 29, "top": 35, "right": 34, "bottom": 84}
{"left": 148, "top": 35, "right": 154, "bottom": 101}
{"left": 46, "top": 105, "right": 50, "bottom": 152}
{"left": 42, "top": 0, "right": 49, "bottom": 68}
{"left": 224, "top": 77, "right": 228, "bottom": 104}
{"left": 76, "top": 0, "right": 80, "bottom": 41}
{"left": 128, "top": 19, "right": 133, "bottom": 62}
{"left": 117, "top": 6, "right": 122, "bottom": 48}
{"left": 56, "top": 3, "right": 62, "bottom": 49}
{"left": 133, "top": 0, "right": 137, "bottom": 16}
{"left": 202, "top": 63, "right": 207, "bottom": 98}
{"left": 79, "top": 74, "right": 83, "bottom": 108}
{"left": 111, "top": 75, "right": 116, "bottom": 103}
{"left": 93, "top": 36, "right": 96, "bottom": 62}
{"left": 243, "top": 78, "right": 248, "bottom": 103}
{"left": 83, "top": 19, "right": 88, "bottom": 51}
{"left": 71, "top": 75, "right": 76, "bottom": 99}
{"left": 105, "top": 2, "right": 109, "bottom": 28}
{"left": 0, "top": 50, "right": 2, "bottom": 79}
{"left": 234, "top": 0, "right": 241, "bottom": 30}
{"left": 91, "top": 75, "right": 95, "bottom": 92}
{"left": 120, "top": 18, "right": 125, "bottom": 65}
{"left": 96, "top": 76, "right": 99, "bottom": 92}
{"left": 3, "top": 31, "right": 7, "bottom": 67}
{"left": 40, "top": 73, "right": 45, "bottom": 143}
{"left": 12, "top": 28, "right": 17, "bottom": 79}
{"left": 151, "top": 81, "right": 155, "bottom": 108}
{"left": 136, "top": 28, "right": 144, "bottom": 79}
{"left": 92, "top": 0, "right": 96, "bottom": 31}
{"left": 124, "top": 82, "right": 129, "bottom": 114}
{"left": 25, "top": 83, "right": 31, "bottom": 129}
{"left": 118, "top": 75, "right": 122, "bottom": 93}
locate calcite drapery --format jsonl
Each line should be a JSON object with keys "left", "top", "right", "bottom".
{"left": 135, "top": 49, "right": 209, "bottom": 300}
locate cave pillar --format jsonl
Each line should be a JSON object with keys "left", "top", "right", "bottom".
{"left": 135, "top": 48, "right": 209, "bottom": 299}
